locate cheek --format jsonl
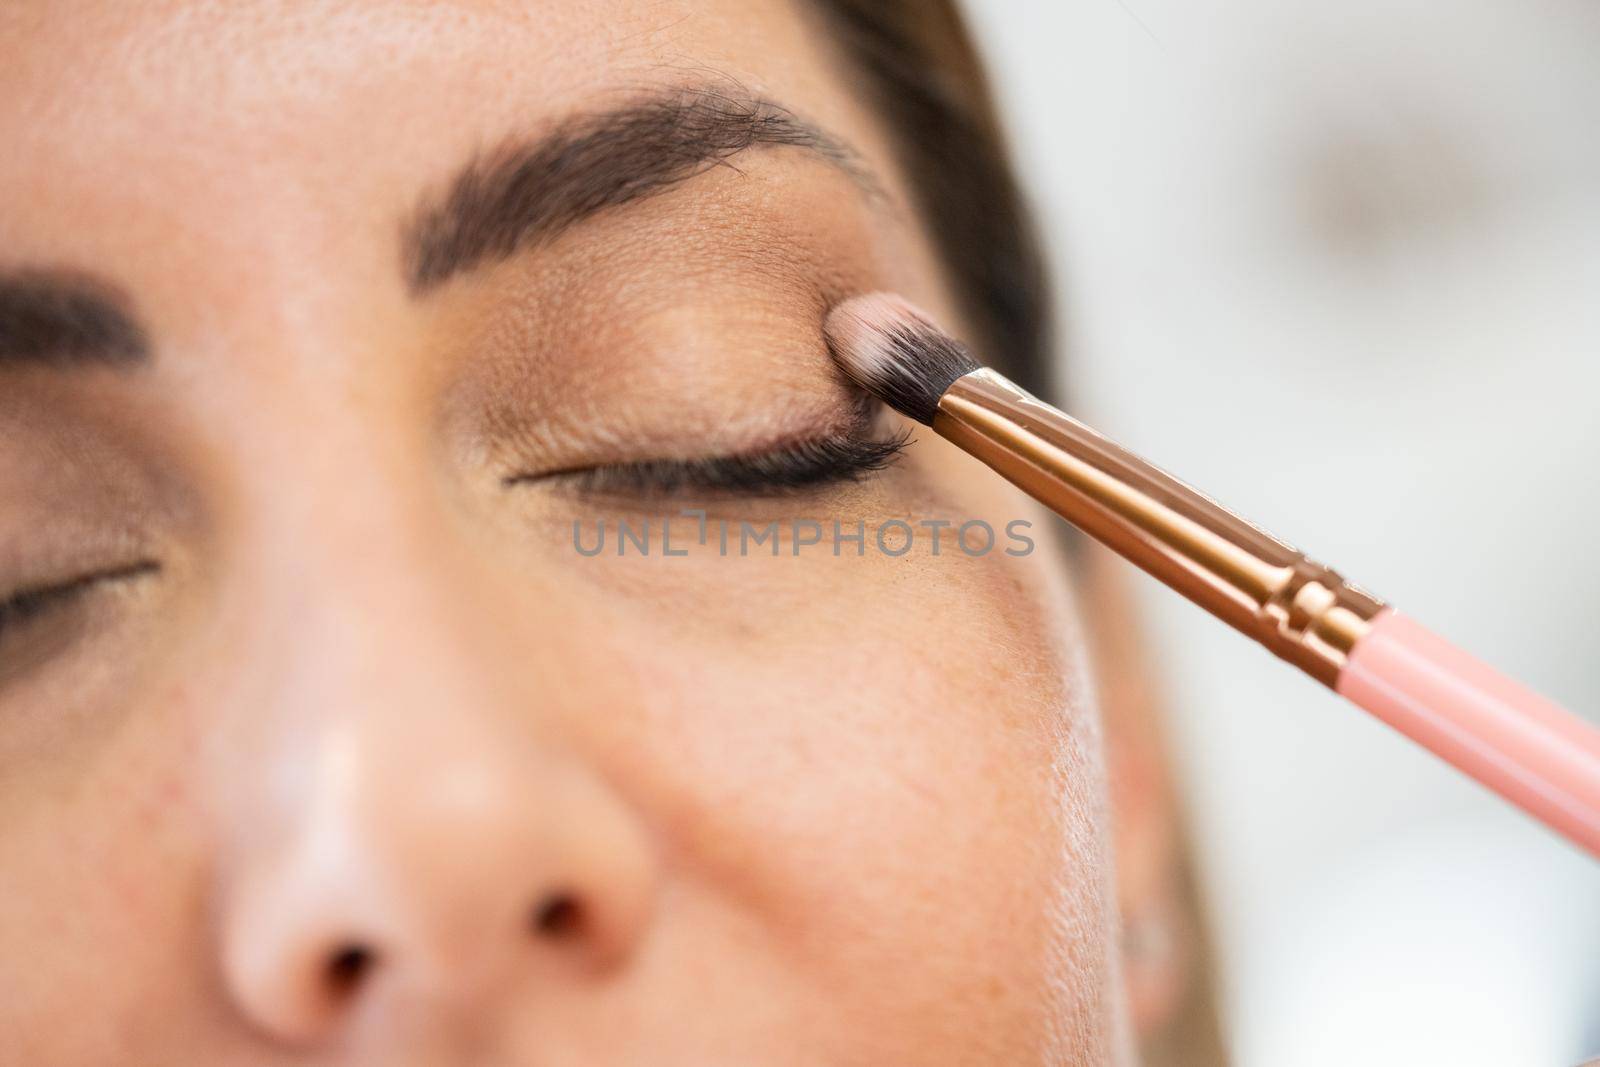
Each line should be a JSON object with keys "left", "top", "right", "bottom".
{"left": 559, "top": 498, "right": 1114, "bottom": 1049}
{"left": 0, "top": 674, "right": 213, "bottom": 1051}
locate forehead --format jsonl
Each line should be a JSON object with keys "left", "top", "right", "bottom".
{"left": 0, "top": 0, "right": 888, "bottom": 272}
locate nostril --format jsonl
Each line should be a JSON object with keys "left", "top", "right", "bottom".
{"left": 325, "top": 944, "right": 377, "bottom": 995}
{"left": 532, "top": 893, "right": 585, "bottom": 940}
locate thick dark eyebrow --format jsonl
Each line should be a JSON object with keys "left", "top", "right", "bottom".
{"left": 402, "top": 87, "right": 879, "bottom": 294}
{"left": 0, "top": 271, "right": 149, "bottom": 369}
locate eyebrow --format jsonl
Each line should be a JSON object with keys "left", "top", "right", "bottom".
{"left": 402, "top": 87, "right": 879, "bottom": 293}
{"left": 0, "top": 271, "right": 149, "bottom": 369}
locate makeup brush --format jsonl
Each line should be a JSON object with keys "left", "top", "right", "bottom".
{"left": 825, "top": 292, "right": 1600, "bottom": 857}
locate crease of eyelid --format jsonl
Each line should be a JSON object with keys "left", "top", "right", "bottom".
{"left": 0, "top": 560, "right": 162, "bottom": 637}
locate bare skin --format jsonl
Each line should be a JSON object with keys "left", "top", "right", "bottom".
{"left": 0, "top": 3, "right": 1159, "bottom": 1063}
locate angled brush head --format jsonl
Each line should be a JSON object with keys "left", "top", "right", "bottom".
{"left": 824, "top": 293, "right": 982, "bottom": 426}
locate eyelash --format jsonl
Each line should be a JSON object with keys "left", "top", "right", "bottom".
{"left": 0, "top": 561, "right": 159, "bottom": 643}
{"left": 515, "top": 426, "right": 912, "bottom": 499}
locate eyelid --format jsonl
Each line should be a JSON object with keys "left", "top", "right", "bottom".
{"left": 508, "top": 415, "right": 911, "bottom": 499}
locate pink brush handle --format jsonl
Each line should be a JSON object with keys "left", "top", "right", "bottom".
{"left": 1337, "top": 610, "right": 1600, "bottom": 856}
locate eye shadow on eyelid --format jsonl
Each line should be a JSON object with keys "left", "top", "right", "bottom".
{"left": 504, "top": 393, "right": 911, "bottom": 498}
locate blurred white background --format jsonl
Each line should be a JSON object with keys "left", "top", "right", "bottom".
{"left": 958, "top": 1, "right": 1600, "bottom": 1063}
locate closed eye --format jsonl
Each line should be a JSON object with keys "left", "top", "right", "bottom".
{"left": 506, "top": 412, "right": 911, "bottom": 500}
{"left": 0, "top": 560, "right": 160, "bottom": 645}
{"left": 550, "top": 429, "right": 909, "bottom": 497}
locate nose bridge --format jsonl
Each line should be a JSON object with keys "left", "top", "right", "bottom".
{"left": 282, "top": 511, "right": 515, "bottom": 758}
{"left": 250, "top": 435, "right": 541, "bottom": 750}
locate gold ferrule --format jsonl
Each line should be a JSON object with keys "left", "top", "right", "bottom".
{"left": 934, "top": 369, "right": 1386, "bottom": 687}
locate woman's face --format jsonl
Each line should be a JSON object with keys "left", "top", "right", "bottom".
{"left": 0, "top": 2, "right": 1122, "bottom": 1062}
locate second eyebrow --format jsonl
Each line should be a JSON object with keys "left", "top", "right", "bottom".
{"left": 401, "top": 86, "right": 881, "bottom": 293}
{"left": 0, "top": 272, "right": 149, "bottom": 371}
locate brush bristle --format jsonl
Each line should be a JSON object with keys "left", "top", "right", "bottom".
{"left": 824, "top": 294, "right": 982, "bottom": 426}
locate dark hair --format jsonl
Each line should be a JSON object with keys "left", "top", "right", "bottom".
{"left": 805, "top": 0, "right": 1055, "bottom": 397}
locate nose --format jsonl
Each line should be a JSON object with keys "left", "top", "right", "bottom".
{"left": 219, "top": 718, "right": 658, "bottom": 1045}
{"left": 211, "top": 559, "right": 659, "bottom": 1046}
{"left": 220, "top": 739, "right": 657, "bottom": 1045}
